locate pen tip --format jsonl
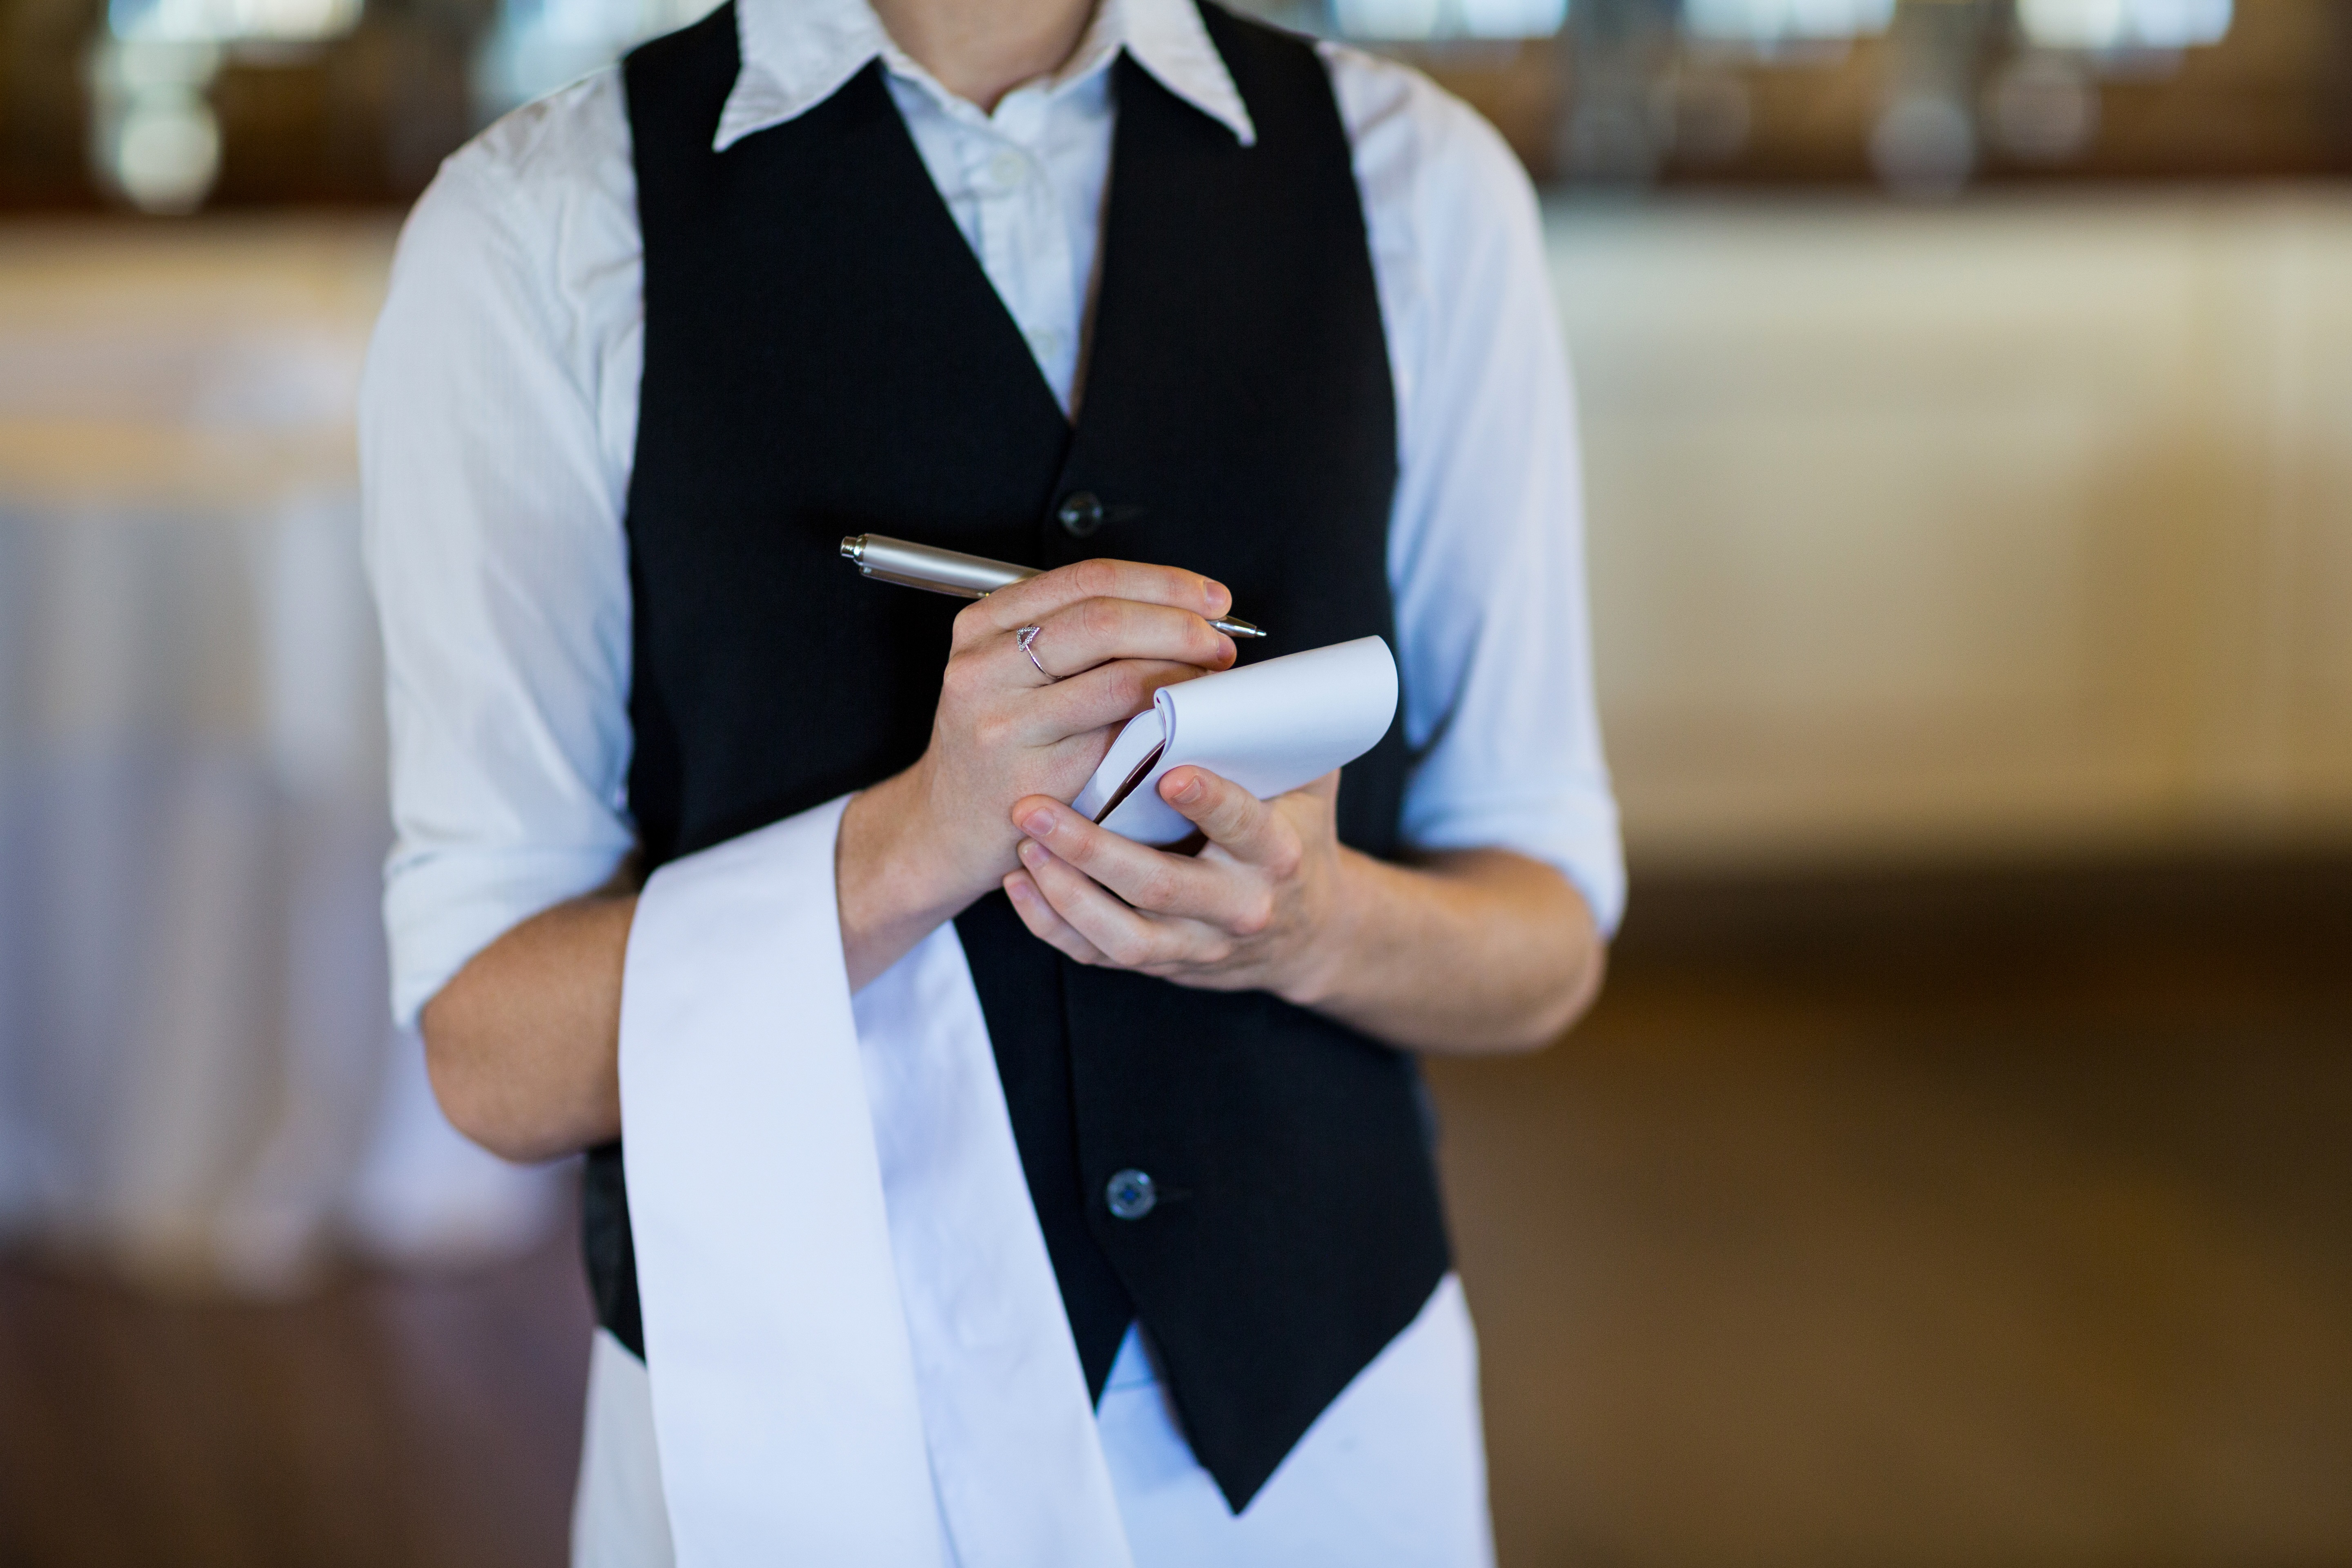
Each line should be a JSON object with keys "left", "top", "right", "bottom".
{"left": 839, "top": 536, "right": 864, "bottom": 561}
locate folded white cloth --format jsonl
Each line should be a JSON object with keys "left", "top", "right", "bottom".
{"left": 617, "top": 796, "right": 1133, "bottom": 1568}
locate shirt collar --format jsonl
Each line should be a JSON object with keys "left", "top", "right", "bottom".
{"left": 715, "top": 0, "right": 1256, "bottom": 151}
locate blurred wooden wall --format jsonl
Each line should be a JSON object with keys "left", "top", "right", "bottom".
{"left": 1560, "top": 189, "right": 2352, "bottom": 867}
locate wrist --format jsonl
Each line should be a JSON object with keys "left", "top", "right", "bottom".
{"left": 838, "top": 764, "right": 965, "bottom": 976}
{"left": 1273, "top": 846, "right": 1376, "bottom": 1013}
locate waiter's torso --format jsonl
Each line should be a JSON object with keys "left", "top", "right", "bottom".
{"left": 603, "top": 0, "right": 1450, "bottom": 1509}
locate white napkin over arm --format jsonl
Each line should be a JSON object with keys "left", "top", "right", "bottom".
{"left": 618, "top": 795, "right": 1133, "bottom": 1568}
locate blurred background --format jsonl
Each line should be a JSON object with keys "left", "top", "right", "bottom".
{"left": 1, "top": 1, "right": 2348, "bottom": 1565}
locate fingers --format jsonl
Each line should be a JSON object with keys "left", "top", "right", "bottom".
{"left": 1011, "top": 796, "right": 1270, "bottom": 934}
{"left": 1002, "top": 869, "right": 1109, "bottom": 965}
{"left": 1014, "top": 835, "right": 1223, "bottom": 970}
{"left": 1157, "top": 767, "right": 1323, "bottom": 874}
{"left": 976, "top": 597, "right": 1230, "bottom": 749}
{"left": 962, "top": 558, "right": 1234, "bottom": 643}
{"left": 1016, "top": 659, "right": 1202, "bottom": 748}
{"left": 1018, "top": 597, "right": 1234, "bottom": 682}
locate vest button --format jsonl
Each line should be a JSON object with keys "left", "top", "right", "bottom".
{"left": 1105, "top": 1168, "right": 1157, "bottom": 1221}
{"left": 1057, "top": 491, "right": 1105, "bottom": 539}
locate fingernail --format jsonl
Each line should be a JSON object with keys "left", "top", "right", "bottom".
{"left": 1018, "top": 839, "right": 1046, "bottom": 867}
{"left": 1021, "top": 808, "right": 1055, "bottom": 837}
{"left": 1172, "top": 774, "right": 1203, "bottom": 804}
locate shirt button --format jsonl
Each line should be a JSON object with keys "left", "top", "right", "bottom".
{"left": 1056, "top": 491, "right": 1105, "bottom": 539}
{"left": 1105, "top": 1168, "right": 1157, "bottom": 1220}
{"left": 988, "top": 149, "right": 1026, "bottom": 189}
{"left": 1027, "top": 327, "right": 1063, "bottom": 362}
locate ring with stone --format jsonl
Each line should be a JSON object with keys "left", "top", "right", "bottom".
{"left": 1016, "top": 624, "right": 1054, "bottom": 682}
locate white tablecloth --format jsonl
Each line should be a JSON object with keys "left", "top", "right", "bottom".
{"left": 0, "top": 218, "right": 561, "bottom": 1294}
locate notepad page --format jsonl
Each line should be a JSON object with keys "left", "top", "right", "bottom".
{"left": 1070, "top": 637, "right": 1399, "bottom": 846}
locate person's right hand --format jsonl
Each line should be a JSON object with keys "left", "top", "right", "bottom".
{"left": 836, "top": 558, "right": 1239, "bottom": 988}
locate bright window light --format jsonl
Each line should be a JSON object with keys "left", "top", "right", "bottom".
{"left": 477, "top": 0, "right": 723, "bottom": 115}
{"left": 1683, "top": 0, "right": 1894, "bottom": 45}
{"left": 2017, "top": 0, "right": 2231, "bottom": 50}
{"left": 108, "top": 0, "right": 361, "bottom": 43}
{"left": 1332, "top": 0, "right": 1566, "bottom": 41}
{"left": 1456, "top": 0, "right": 1567, "bottom": 38}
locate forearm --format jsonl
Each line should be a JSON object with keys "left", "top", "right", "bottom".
{"left": 421, "top": 762, "right": 1034, "bottom": 1161}
{"left": 420, "top": 880, "right": 635, "bottom": 1163}
{"left": 1290, "top": 847, "right": 1605, "bottom": 1056}
{"left": 416, "top": 783, "right": 955, "bottom": 1160}
{"left": 837, "top": 764, "right": 1000, "bottom": 992}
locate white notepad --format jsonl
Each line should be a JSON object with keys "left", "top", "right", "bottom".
{"left": 1069, "top": 636, "right": 1399, "bottom": 846}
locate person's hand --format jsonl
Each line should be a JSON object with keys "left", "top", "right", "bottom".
{"left": 999, "top": 766, "right": 1353, "bottom": 1004}
{"left": 838, "top": 560, "right": 1237, "bottom": 987}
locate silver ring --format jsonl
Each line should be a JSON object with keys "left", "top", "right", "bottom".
{"left": 1017, "top": 624, "right": 1054, "bottom": 683}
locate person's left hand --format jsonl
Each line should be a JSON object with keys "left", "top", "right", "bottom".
{"left": 1001, "top": 767, "right": 1352, "bottom": 1002}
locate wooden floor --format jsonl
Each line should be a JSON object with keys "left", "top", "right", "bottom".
{"left": 1441, "top": 857, "right": 2352, "bottom": 1568}
{"left": 0, "top": 1224, "right": 590, "bottom": 1568}
{"left": 4, "top": 856, "right": 2348, "bottom": 1568}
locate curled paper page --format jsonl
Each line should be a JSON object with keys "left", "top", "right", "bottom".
{"left": 1071, "top": 636, "right": 1399, "bottom": 846}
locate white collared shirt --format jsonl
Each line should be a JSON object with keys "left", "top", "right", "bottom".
{"left": 361, "top": 0, "right": 1623, "bottom": 1028}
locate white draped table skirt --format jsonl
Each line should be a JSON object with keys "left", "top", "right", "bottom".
{"left": 0, "top": 220, "right": 561, "bottom": 1288}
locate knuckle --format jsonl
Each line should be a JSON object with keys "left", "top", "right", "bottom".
{"left": 951, "top": 601, "right": 994, "bottom": 642}
{"left": 1232, "top": 893, "right": 1274, "bottom": 938}
{"left": 942, "top": 652, "right": 990, "bottom": 698}
{"left": 1075, "top": 597, "right": 1118, "bottom": 642}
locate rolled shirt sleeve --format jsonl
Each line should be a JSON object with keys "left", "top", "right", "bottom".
{"left": 1333, "top": 45, "right": 1626, "bottom": 935}
{"left": 360, "top": 74, "right": 644, "bottom": 1027}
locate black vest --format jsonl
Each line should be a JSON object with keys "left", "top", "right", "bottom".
{"left": 602, "top": 0, "right": 1450, "bottom": 1508}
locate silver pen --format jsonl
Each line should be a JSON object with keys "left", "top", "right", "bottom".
{"left": 840, "top": 534, "right": 1267, "bottom": 639}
